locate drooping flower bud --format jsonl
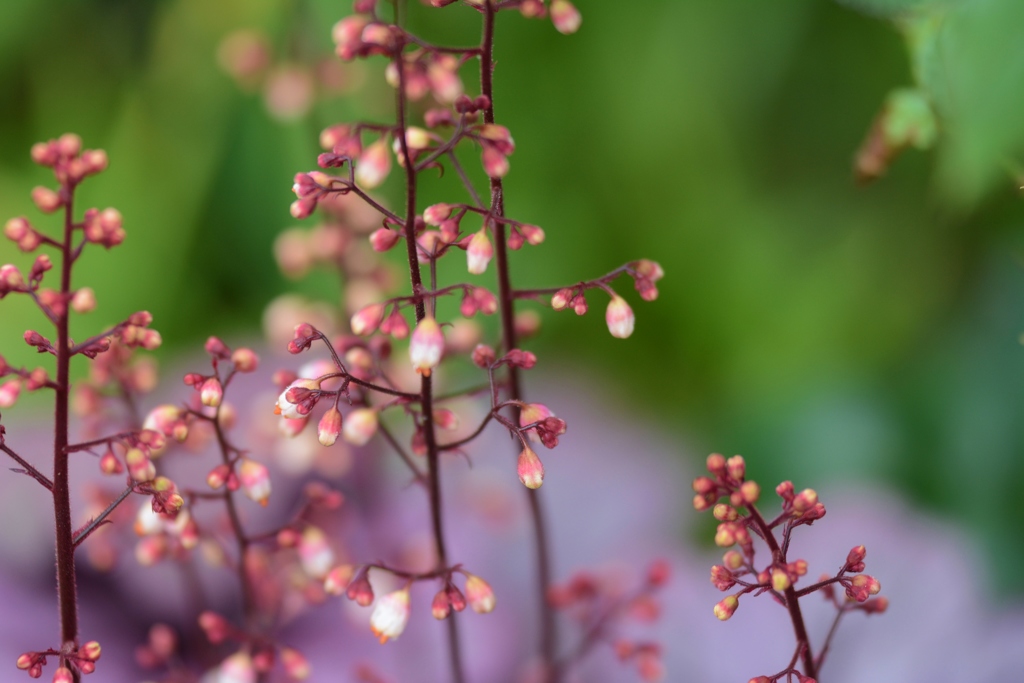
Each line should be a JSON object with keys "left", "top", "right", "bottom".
{"left": 550, "top": 0, "right": 582, "bottom": 34}
{"left": 199, "top": 377, "right": 223, "bottom": 407}
{"left": 605, "top": 295, "right": 635, "bottom": 338}
{"left": 280, "top": 647, "right": 311, "bottom": 680}
{"left": 238, "top": 458, "right": 271, "bottom": 506}
{"left": 298, "top": 526, "right": 334, "bottom": 579}
{"left": 432, "top": 590, "right": 452, "bottom": 620}
{"left": 370, "top": 587, "right": 411, "bottom": 644}
{"left": 70, "top": 287, "right": 96, "bottom": 314}
{"left": 231, "top": 348, "right": 259, "bottom": 372}
{"left": 466, "top": 228, "right": 493, "bottom": 275}
{"left": 517, "top": 445, "right": 545, "bottom": 489}
{"left": 370, "top": 227, "right": 401, "bottom": 252}
{"left": 409, "top": 316, "right": 444, "bottom": 376}
{"left": 345, "top": 568, "right": 375, "bottom": 606}
{"left": 341, "top": 407, "right": 378, "bottom": 446}
{"left": 318, "top": 406, "right": 343, "bottom": 447}
{"left": 355, "top": 139, "right": 391, "bottom": 189}
{"left": 464, "top": 573, "right": 496, "bottom": 613}
{"left": 351, "top": 303, "right": 385, "bottom": 336}
{"left": 714, "top": 595, "right": 739, "bottom": 621}
{"left": 219, "top": 651, "right": 256, "bottom": 683}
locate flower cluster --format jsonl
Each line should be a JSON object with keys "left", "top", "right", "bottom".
{"left": 1, "top": 134, "right": 181, "bottom": 681}
{"left": 694, "top": 454, "right": 887, "bottom": 682}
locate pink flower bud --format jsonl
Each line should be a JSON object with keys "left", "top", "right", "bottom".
{"left": 198, "top": 611, "right": 230, "bottom": 644}
{"left": 0, "top": 264, "right": 24, "bottom": 294}
{"left": 342, "top": 407, "right": 378, "bottom": 446}
{"left": 466, "top": 228, "right": 493, "bottom": 274}
{"left": 424, "top": 203, "right": 451, "bottom": 226}
{"left": 432, "top": 590, "right": 452, "bottom": 620}
{"left": 219, "top": 651, "right": 256, "bottom": 683}
{"left": 126, "top": 448, "right": 156, "bottom": 482}
{"left": 707, "top": 453, "right": 727, "bottom": 475}
{"left": 520, "top": 224, "right": 545, "bottom": 245}
{"left": 551, "top": 288, "right": 573, "bottom": 311}
{"left": 370, "top": 587, "right": 411, "bottom": 643}
{"left": 207, "top": 464, "right": 230, "bottom": 489}
{"left": 99, "top": 450, "right": 123, "bottom": 475}
{"left": 199, "top": 377, "right": 223, "bottom": 407}
{"left": 713, "top": 504, "right": 738, "bottom": 522}
{"left": 238, "top": 458, "right": 271, "bottom": 506}
{"left": 468, "top": 344, "right": 494, "bottom": 368}
{"left": 324, "top": 564, "right": 355, "bottom": 595}
{"left": 571, "top": 292, "right": 588, "bottom": 315}
{"left": 298, "top": 526, "right": 335, "bottom": 579}
{"left": 355, "top": 139, "right": 391, "bottom": 189}
{"left": 280, "top": 647, "right": 310, "bottom": 680}
{"left": 275, "top": 378, "right": 322, "bottom": 418}
{"left": 517, "top": 445, "right": 545, "bottom": 489}
{"left": 847, "top": 545, "right": 866, "bottom": 567}
{"left": 332, "top": 16, "right": 369, "bottom": 60}
{"left": 380, "top": 308, "right": 410, "bottom": 339}
{"left": 605, "top": 295, "right": 635, "bottom": 339}
{"left": 410, "top": 316, "right": 444, "bottom": 376}
{"left": 370, "top": 227, "right": 401, "bottom": 252}
{"left": 0, "top": 379, "right": 21, "bottom": 408}
{"left": 481, "top": 146, "right": 509, "bottom": 178}
{"left": 792, "top": 488, "right": 818, "bottom": 514}
{"left": 351, "top": 303, "right": 385, "bottom": 336}
{"left": 68, "top": 287, "right": 96, "bottom": 314}
{"left": 318, "top": 406, "right": 343, "bottom": 447}
{"left": 79, "top": 641, "right": 102, "bottom": 662}
{"left": 52, "top": 666, "right": 74, "bottom": 683}
{"left": 772, "top": 567, "right": 792, "bottom": 592}
{"left": 710, "top": 565, "right": 735, "bottom": 591}
{"left": 31, "top": 186, "right": 62, "bottom": 213}
{"left": 345, "top": 568, "right": 375, "bottom": 606}
{"left": 550, "top": 0, "right": 582, "bottom": 34}
{"left": 433, "top": 407, "right": 459, "bottom": 430}
{"left": 464, "top": 573, "right": 496, "bottom": 613}
{"left": 230, "top": 347, "right": 259, "bottom": 372}
{"left": 713, "top": 595, "right": 739, "bottom": 621}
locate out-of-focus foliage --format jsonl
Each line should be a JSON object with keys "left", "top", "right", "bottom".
{"left": 1, "top": 0, "right": 1023, "bottom": 589}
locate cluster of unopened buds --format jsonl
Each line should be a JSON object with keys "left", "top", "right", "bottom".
{"left": 694, "top": 454, "right": 887, "bottom": 682}
{"left": 16, "top": 642, "right": 101, "bottom": 680}
{"left": 547, "top": 560, "right": 671, "bottom": 681}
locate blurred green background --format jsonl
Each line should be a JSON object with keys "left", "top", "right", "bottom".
{"left": 2, "top": 0, "right": 1024, "bottom": 591}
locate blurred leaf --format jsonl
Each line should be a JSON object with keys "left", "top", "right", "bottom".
{"left": 835, "top": 0, "right": 948, "bottom": 19}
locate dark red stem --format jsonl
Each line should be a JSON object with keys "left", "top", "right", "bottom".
{"left": 54, "top": 187, "right": 80, "bottom": 659}
{"left": 480, "top": 2, "right": 557, "bottom": 677}
{"left": 747, "top": 505, "right": 817, "bottom": 679}
{"left": 394, "top": 7, "right": 466, "bottom": 680}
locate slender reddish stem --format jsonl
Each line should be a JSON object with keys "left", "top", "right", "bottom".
{"left": 746, "top": 504, "right": 817, "bottom": 679}
{"left": 394, "top": 5, "right": 466, "bottom": 679}
{"left": 53, "top": 187, "right": 80, "bottom": 678}
{"left": 480, "top": 3, "right": 557, "bottom": 676}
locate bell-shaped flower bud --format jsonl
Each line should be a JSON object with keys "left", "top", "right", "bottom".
{"left": 409, "top": 316, "right": 444, "bottom": 377}
{"left": 199, "top": 377, "right": 223, "bottom": 407}
{"left": 520, "top": 224, "right": 545, "bottom": 246}
{"left": 324, "top": 564, "right": 355, "bottom": 595}
{"left": 481, "top": 146, "right": 509, "bottom": 178}
{"left": 343, "top": 407, "right": 379, "bottom": 446}
{"left": 550, "top": 0, "right": 582, "bottom": 34}
{"left": 423, "top": 203, "right": 451, "bottom": 226}
{"left": 318, "top": 406, "right": 343, "bottom": 447}
{"left": 432, "top": 590, "right": 451, "bottom": 620}
{"left": 351, "top": 303, "right": 385, "bottom": 336}
{"left": 345, "top": 567, "right": 375, "bottom": 606}
{"left": 370, "top": 587, "right": 411, "bottom": 644}
{"left": 275, "top": 378, "right": 322, "bottom": 419}
{"left": 238, "top": 458, "right": 271, "bottom": 506}
{"left": 298, "top": 526, "right": 335, "bottom": 579}
{"left": 231, "top": 348, "right": 259, "bottom": 372}
{"left": 280, "top": 648, "right": 310, "bottom": 680}
{"left": 31, "top": 186, "right": 62, "bottom": 214}
{"left": 713, "top": 595, "right": 739, "bottom": 621}
{"left": 219, "top": 651, "right": 256, "bottom": 683}
{"left": 70, "top": 287, "right": 96, "bottom": 314}
{"left": 355, "top": 139, "right": 391, "bottom": 189}
{"left": 517, "top": 445, "right": 545, "bottom": 489}
{"left": 464, "top": 573, "right": 496, "bottom": 613}
{"left": 370, "top": 227, "right": 401, "bottom": 252}
{"left": 472, "top": 343, "right": 495, "bottom": 368}
{"left": 605, "top": 295, "right": 635, "bottom": 339}
{"left": 0, "top": 379, "right": 21, "bottom": 408}
{"left": 466, "top": 228, "right": 493, "bottom": 275}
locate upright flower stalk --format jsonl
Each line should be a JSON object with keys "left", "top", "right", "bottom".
{"left": 285, "top": 0, "right": 664, "bottom": 680}
{"left": 2, "top": 136, "right": 175, "bottom": 681}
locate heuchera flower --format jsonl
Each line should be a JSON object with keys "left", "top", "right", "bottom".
{"left": 343, "top": 407, "right": 379, "bottom": 446}
{"left": 370, "top": 587, "right": 411, "bottom": 643}
{"left": 606, "top": 295, "right": 635, "bottom": 339}
{"left": 238, "top": 458, "right": 271, "bottom": 506}
{"left": 466, "top": 228, "right": 493, "bottom": 274}
{"left": 464, "top": 573, "right": 496, "bottom": 613}
{"left": 409, "top": 317, "right": 444, "bottom": 376}
{"left": 517, "top": 445, "right": 545, "bottom": 489}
